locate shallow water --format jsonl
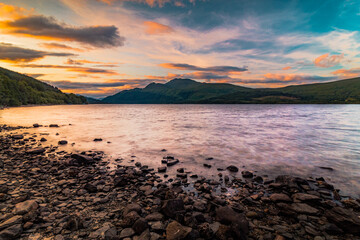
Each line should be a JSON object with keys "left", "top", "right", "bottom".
{"left": 1, "top": 104, "right": 360, "bottom": 197}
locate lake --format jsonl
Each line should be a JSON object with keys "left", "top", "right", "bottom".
{"left": 1, "top": 104, "right": 360, "bottom": 197}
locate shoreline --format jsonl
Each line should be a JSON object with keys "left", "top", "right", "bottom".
{"left": 0, "top": 125, "right": 360, "bottom": 239}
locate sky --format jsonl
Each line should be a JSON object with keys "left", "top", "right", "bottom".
{"left": 0, "top": 0, "right": 359, "bottom": 98}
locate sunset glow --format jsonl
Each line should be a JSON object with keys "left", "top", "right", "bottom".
{"left": 0, "top": 0, "right": 359, "bottom": 97}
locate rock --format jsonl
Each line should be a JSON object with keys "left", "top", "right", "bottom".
{"left": 162, "top": 199, "right": 185, "bottom": 218}
{"left": 290, "top": 203, "right": 319, "bottom": 215}
{"left": 64, "top": 215, "right": 83, "bottom": 231}
{"left": 0, "top": 224, "right": 22, "bottom": 239}
{"left": 241, "top": 171, "right": 253, "bottom": 178}
{"left": 292, "top": 193, "right": 321, "bottom": 202}
{"left": 33, "top": 123, "right": 40, "bottom": 128}
{"left": 84, "top": 183, "right": 98, "bottom": 193}
{"left": 0, "top": 216, "right": 22, "bottom": 230}
{"left": 89, "top": 222, "right": 118, "bottom": 239}
{"left": 26, "top": 148, "right": 45, "bottom": 154}
{"left": 319, "top": 166, "right": 334, "bottom": 171}
{"left": 12, "top": 135, "right": 24, "bottom": 140}
{"left": 40, "top": 138, "right": 47, "bottom": 142}
{"left": 270, "top": 193, "right": 292, "bottom": 202}
{"left": 176, "top": 168, "right": 184, "bottom": 173}
{"left": 123, "top": 203, "right": 141, "bottom": 215}
{"left": 132, "top": 218, "right": 148, "bottom": 234}
{"left": 94, "top": 138, "right": 103, "bottom": 142}
{"left": 58, "top": 140, "right": 68, "bottom": 145}
{"left": 145, "top": 212, "right": 164, "bottom": 221}
{"left": 198, "top": 223, "right": 213, "bottom": 238}
{"left": 114, "top": 177, "right": 127, "bottom": 187}
{"left": 190, "top": 175, "right": 198, "bottom": 178}
{"left": 14, "top": 200, "right": 38, "bottom": 215}
{"left": 119, "top": 228, "right": 134, "bottom": 238}
{"left": 226, "top": 165, "right": 238, "bottom": 172}
{"left": 158, "top": 167, "right": 167, "bottom": 173}
{"left": 49, "top": 124, "right": 59, "bottom": 127}
{"left": 167, "top": 159, "right": 179, "bottom": 166}
{"left": 71, "top": 153, "right": 94, "bottom": 165}
{"left": 325, "top": 207, "right": 360, "bottom": 235}
{"left": 176, "top": 173, "right": 187, "bottom": 179}
{"left": 203, "top": 164, "right": 212, "bottom": 168}
{"left": 215, "top": 206, "right": 249, "bottom": 240}
{"left": 274, "top": 236, "right": 286, "bottom": 240}
{"left": 253, "top": 176, "right": 263, "bottom": 183}
{"left": 166, "top": 221, "right": 192, "bottom": 240}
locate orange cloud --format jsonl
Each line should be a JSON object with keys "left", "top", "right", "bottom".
{"left": 97, "top": 0, "right": 194, "bottom": 7}
{"left": 314, "top": 53, "right": 344, "bottom": 68}
{"left": 331, "top": 68, "right": 360, "bottom": 78}
{"left": 264, "top": 73, "right": 306, "bottom": 82}
{"left": 39, "top": 43, "right": 84, "bottom": 52}
{"left": 144, "top": 21, "right": 174, "bottom": 35}
{"left": 15, "top": 64, "right": 121, "bottom": 76}
{"left": 282, "top": 66, "right": 292, "bottom": 70}
{"left": 0, "top": 3, "right": 34, "bottom": 20}
{"left": 64, "top": 58, "right": 119, "bottom": 66}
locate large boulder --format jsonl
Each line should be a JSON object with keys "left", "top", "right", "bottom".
{"left": 0, "top": 224, "right": 22, "bottom": 239}
{"left": 13, "top": 200, "right": 38, "bottom": 215}
{"left": 216, "top": 206, "right": 249, "bottom": 240}
{"left": 88, "top": 222, "right": 118, "bottom": 239}
{"left": 166, "top": 221, "right": 192, "bottom": 240}
{"left": 162, "top": 199, "right": 185, "bottom": 219}
{"left": 325, "top": 207, "right": 360, "bottom": 235}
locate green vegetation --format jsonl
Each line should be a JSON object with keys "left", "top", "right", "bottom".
{"left": 103, "top": 78, "right": 360, "bottom": 104}
{"left": 0, "top": 66, "right": 87, "bottom": 107}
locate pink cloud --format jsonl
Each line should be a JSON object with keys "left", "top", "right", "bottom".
{"left": 314, "top": 53, "right": 344, "bottom": 68}
{"left": 144, "top": 21, "right": 174, "bottom": 35}
{"left": 331, "top": 68, "right": 360, "bottom": 78}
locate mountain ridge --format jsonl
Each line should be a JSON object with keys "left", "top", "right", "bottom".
{"left": 103, "top": 77, "right": 360, "bottom": 104}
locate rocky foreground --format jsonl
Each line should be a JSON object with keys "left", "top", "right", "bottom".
{"left": 0, "top": 125, "right": 360, "bottom": 240}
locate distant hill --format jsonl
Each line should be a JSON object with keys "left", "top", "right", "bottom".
{"left": 0, "top": 66, "right": 87, "bottom": 107}
{"left": 102, "top": 77, "right": 360, "bottom": 104}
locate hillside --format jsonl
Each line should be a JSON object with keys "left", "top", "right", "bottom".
{"left": 102, "top": 77, "right": 360, "bottom": 104}
{"left": 0, "top": 67, "right": 87, "bottom": 107}
{"left": 103, "top": 78, "right": 252, "bottom": 103}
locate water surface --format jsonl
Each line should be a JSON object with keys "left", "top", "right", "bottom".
{"left": 1, "top": 104, "right": 360, "bottom": 197}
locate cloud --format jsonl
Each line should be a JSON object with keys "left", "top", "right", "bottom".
{"left": 314, "top": 53, "right": 344, "bottom": 68}
{"left": 16, "top": 64, "right": 120, "bottom": 75}
{"left": 46, "top": 78, "right": 167, "bottom": 98}
{"left": 0, "top": 15, "right": 125, "bottom": 48}
{"left": 331, "top": 68, "right": 360, "bottom": 78}
{"left": 0, "top": 3, "right": 34, "bottom": 20}
{"left": 97, "top": 0, "right": 197, "bottom": 7}
{"left": 262, "top": 73, "right": 335, "bottom": 83}
{"left": 144, "top": 21, "right": 174, "bottom": 35}
{"left": 282, "top": 66, "right": 292, "bottom": 70}
{"left": 159, "top": 63, "right": 248, "bottom": 73}
{"left": 25, "top": 73, "right": 46, "bottom": 79}
{"left": 39, "top": 43, "right": 84, "bottom": 52}
{"left": 64, "top": 58, "right": 119, "bottom": 66}
{"left": 0, "top": 42, "right": 75, "bottom": 63}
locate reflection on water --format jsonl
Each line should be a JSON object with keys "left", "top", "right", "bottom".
{"left": 1, "top": 104, "right": 360, "bottom": 197}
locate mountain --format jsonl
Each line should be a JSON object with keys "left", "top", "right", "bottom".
{"left": 103, "top": 78, "right": 253, "bottom": 103}
{"left": 102, "top": 77, "right": 360, "bottom": 104}
{"left": 0, "top": 66, "right": 87, "bottom": 107}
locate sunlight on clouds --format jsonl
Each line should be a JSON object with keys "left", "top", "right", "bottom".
{"left": 144, "top": 21, "right": 174, "bottom": 35}
{"left": 314, "top": 53, "right": 344, "bottom": 68}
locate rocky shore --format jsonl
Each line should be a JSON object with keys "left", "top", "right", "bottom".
{"left": 0, "top": 124, "right": 360, "bottom": 240}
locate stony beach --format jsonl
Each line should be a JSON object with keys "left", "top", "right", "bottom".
{"left": 0, "top": 124, "right": 360, "bottom": 240}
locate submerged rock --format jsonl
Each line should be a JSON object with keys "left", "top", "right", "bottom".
{"left": 226, "top": 165, "right": 238, "bottom": 172}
